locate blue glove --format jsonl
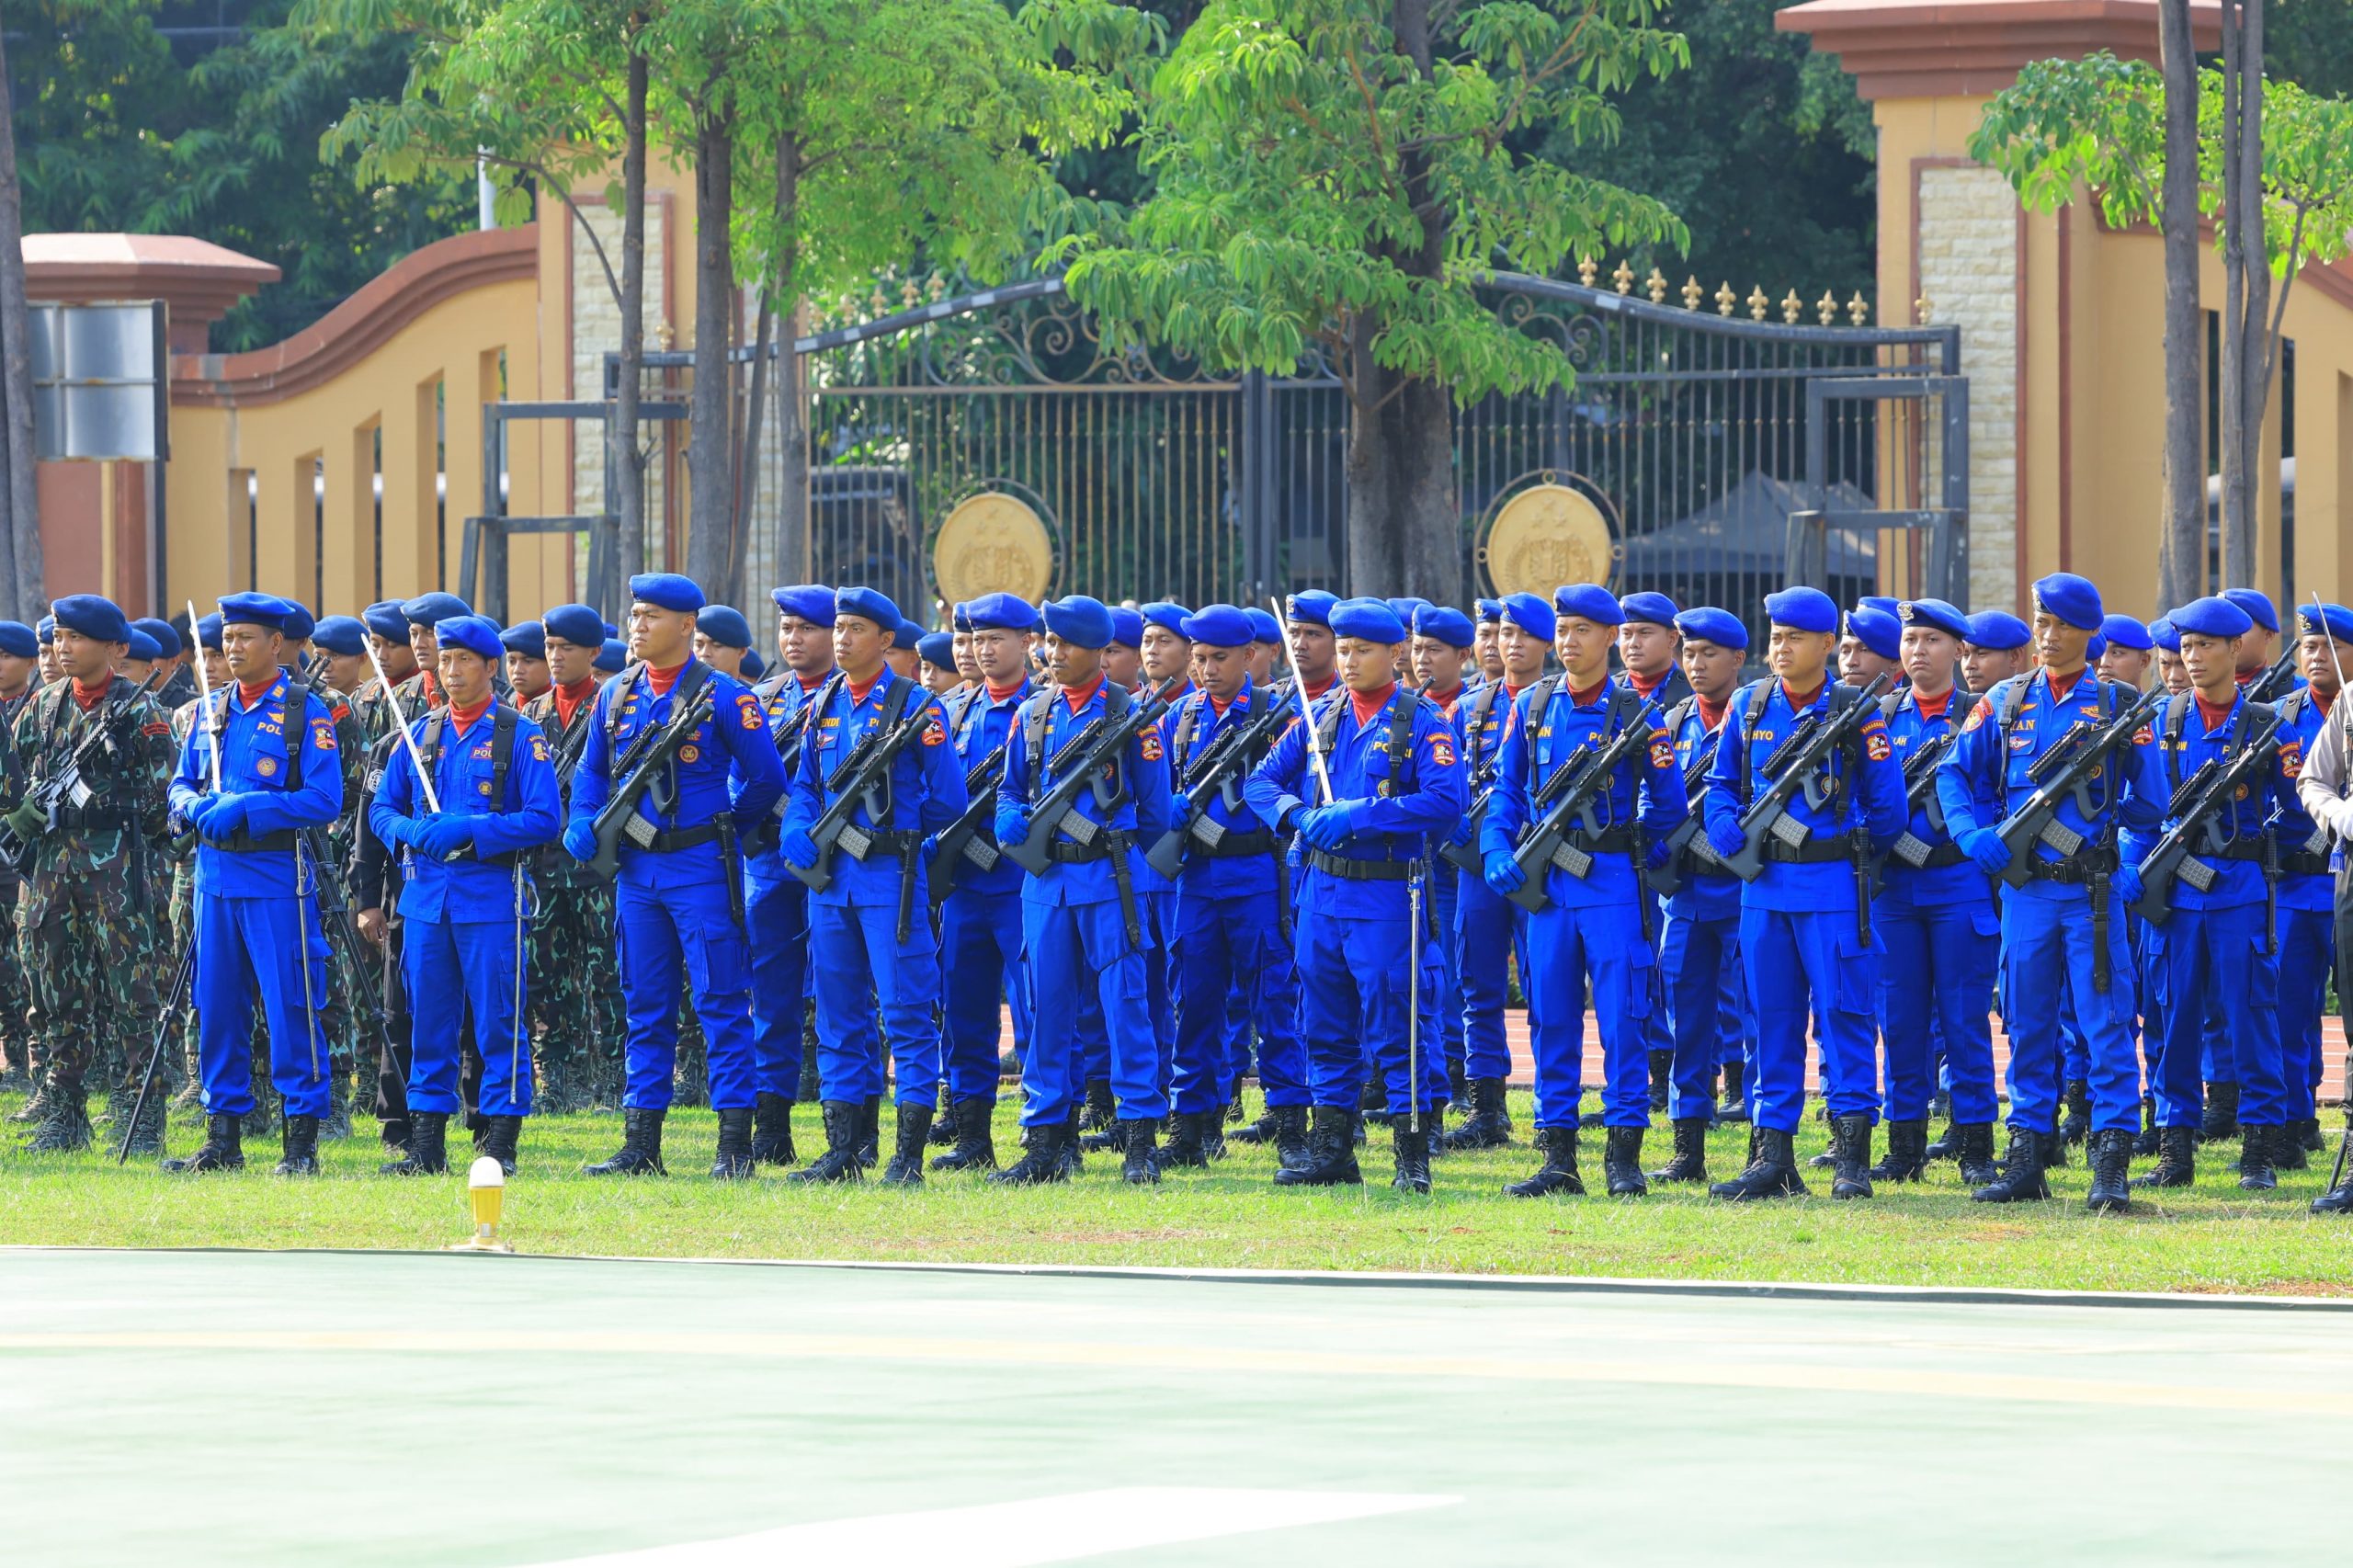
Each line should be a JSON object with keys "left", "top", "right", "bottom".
{"left": 2111, "top": 861, "right": 2143, "bottom": 908}
{"left": 1448, "top": 814, "right": 1474, "bottom": 847}
{"left": 561, "top": 819, "right": 597, "bottom": 863}
{"left": 1644, "top": 835, "right": 1677, "bottom": 871}
{"left": 183, "top": 795, "right": 221, "bottom": 833}
{"left": 1295, "top": 806, "right": 1347, "bottom": 852}
{"left": 995, "top": 804, "right": 1031, "bottom": 847}
{"left": 1170, "top": 792, "right": 1191, "bottom": 824}
{"left": 1706, "top": 817, "right": 1745, "bottom": 860}
{"left": 412, "top": 816, "right": 474, "bottom": 860}
{"left": 198, "top": 792, "right": 251, "bottom": 844}
{"left": 1483, "top": 848, "right": 1526, "bottom": 894}
{"left": 781, "top": 828, "right": 820, "bottom": 869}
{"left": 1959, "top": 825, "right": 2012, "bottom": 876}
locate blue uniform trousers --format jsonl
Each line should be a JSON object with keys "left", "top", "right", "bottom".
{"left": 1740, "top": 906, "right": 1879, "bottom": 1132}
{"left": 1172, "top": 891, "right": 1308, "bottom": 1115}
{"left": 405, "top": 915, "right": 530, "bottom": 1117}
{"left": 1999, "top": 890, "right": 2140, "bottom": 1134}
{"left": 744, "top": 869, "right": 809, "bottom": 1099}
{"left": 1143, "top": 887, "right": 1175, "bottom": 1065}
{"left": 1661, "top": 908, "right": 1739, "bottom": 1120}
{"left": 1296, "top": 902, "right": 1431, "bottom": 1116}
{"left": 2279, "top": 905, "right": 2333, "bottom": 1122}
{"left": 1430, "top": 865, "right": 1465, "bottom": 1074}
{"left": 1021, "top": 897, "right": 1165, "bottom": 1126}
{"left": 809, "top": 901, "right": 941, "bottom": 1108}
{"left": 1523, "top": 899, "right": 1654, "bottom": 1130}
{"left": 616, "top": 871, "right": 757, "bottom": 1111}
{"left": 2146, "top": 902, "right": 2287, "bottom": 1129}
{"left": 939, "top": 888, "right": 1025, "bottom": 1105}
{"left": 194, "top": 890, "right": 333, "bottom": 1119}
{"left": 1219, "top": 971, "right": 1253, "bottom": 1103}
{"left": 1456, "top": 878, "right": 1528, "bottom": 1081}
{"left": 1873, "top": 899, "right": 2000, "bottom": 1124}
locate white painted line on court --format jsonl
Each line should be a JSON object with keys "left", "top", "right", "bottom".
{"left": 529, "top": 1487, "right": 1458, "bottom": 1566}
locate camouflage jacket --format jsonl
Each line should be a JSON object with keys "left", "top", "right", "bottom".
{"left": 2, "top": 675, "right": 175, "bottom": 887}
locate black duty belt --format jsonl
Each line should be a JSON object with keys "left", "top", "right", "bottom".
{"left": 845, "top": 828, "right": 922, "bottom": 861}
{"left": 1916, "top": 841, "right": 1968, "bottom": 869}
{"left": 217, "top": 828, "right": 299, "bottom": 854}
{"left": 2022, "top": 846, "right": 2119, "bottom": 883}
{"left": 51, "top": 805, "right": 137, "bottom": 832}
{"left": 2204, "top": 838, "right": 2268, "bottom": 864}
{"left": 1201, "top": 828, "right": 1275, "bottom": 859}
{"left": 643, "top": 823, "right": 722, "bottom": 855}
{"left": 2280, "top": 849, "right": 2332, "bottom": 877}
{"left": 1046, "top": 838, "right": 1116, "bottom": 864}
{"left": 1305, "top": 847, "right": 1418, "bottom": 881}
{"left": 1761, "top": 837, "right": 1852, "bottom": 866}
{"left": 1560, "top": 826, "right": 1634, "bottom": 856}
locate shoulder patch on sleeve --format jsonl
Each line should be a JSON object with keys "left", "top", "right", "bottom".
{"left": 1866, "top": 732, "right": 1893, "bottom": 763}
{"left": 923, "top": 720, "right": 947, "bottom": 747}
{"left": 311, "top": 716, "right": 338, "bottom": 751}
{"left": 737, "top": 691, "right": 764, "bottom": 730}
{"left": 1649, "top": 740, "right": 1675, "bottom": 771}
{"left": 1140, "top": 729, "right": 1163, "bottom": 763}
{"left": 1428, "top": 733, "right": 1457, "bottom": 769}
{"left": 1961, "top": 697, "right": 1993, "bottom": 733}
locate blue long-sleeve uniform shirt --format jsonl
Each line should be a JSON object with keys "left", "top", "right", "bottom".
{"left": 1166, "top": 676, "right": 1283, "bottom": 901}
{"left": 2132, "top": 687, "right": 2297, "bottom": 912}
{"left": 1703, "top": 678, "right": 1907, "bottom": 913}
{"left": 2271, "top": 687, "right": 2336, "bottom": 913}
{"left": 169, "top": 671, "right": 346, "bottom": 898}
{"left": 565, "top": 659, "right": 785, "bottom": 879}
{"left": 1881, "top": 685, "right": 1987, "bottom": 909}
{"left": 746, "top": 668, "right": 832, "bottom": 881}
{"left": 368, "top": 706, "right": 562, "bottom": 922}
{"left": 1132, "top": 678, "right": 1192, "bottom": 899}
{"left": 1478, "top": 677, "right": 1684, "bottom": 911}
{"left": 1664, "top": 696, "right": 1739, "bottom": 923}
{"left": 779, "top": 666, "right": 965, "bottom": 908}
{"left": 942, "top": 676, "right": 1029, "bottom": 900}
{"left": 997, "top": 677, "right": 1170, "bottom": 909}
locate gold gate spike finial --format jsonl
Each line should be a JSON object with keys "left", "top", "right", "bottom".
{"left": 1915, "top": 295, "right": 1934, "bottom": 324}
{"left": 1817, "top": 290, "right": 1839, "bottom": 326}
{"left": 1578, "top": 256, "right": 1598, "bottom": 288}
{"left": 1681, "top": 276, "right": 1703, "bottom": 310}
{"left": 1612, "top": 259, "right": 1635, "bottom": 295}
{"left": 1848, "top": 291, "right": 1871, "bottom": 326}
{"left": 1645, "top": 267, "right": 1668, "bottom": 303}
{"left": 1746, "top": 286, "right": 1768, "bottom": 321}
{"left": 1714, "top": 281, "right": 1736, "bottom": 317}
{"left": 1780, "top": 290, "right": 1803, "bottom": 324}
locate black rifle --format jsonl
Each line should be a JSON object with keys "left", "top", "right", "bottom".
{"left": 1720, "top": 673, "right": 1893, "bottom": 883}
{"left": 2245, "top": 648, "right": 2301, "bottom": 703}
{"left": 1994, "top": 684, "right": 2167, "bottom": 888}
{"left": 926, "top": 744, "right": 1011, "bottom": 908}
{"left": 1875, "top": 728, "right": 1962, "bottom": 878}
{"left": 115, "top": 940, "right": 196, "bottom": 1165}
{"left": 1437, "top": 752, "right": 1504, "bottom": 877}
{"left": 1505, "top": 711, "right": 1662, "bottom": 915}
{"left": 1143, "top": 681, "right": 1295, "bottom": 881}
{"left": 585, "top": 681, "right": 718, "bottom": 882}
{"left": 1002, "top": 675, "right": 1185, "bottom": 878}
{"left": 786, "top": 692, "right": 938, "bottom": 894}
{"left": 301, "top": 824, "right": 399, "bottom": 1070}
{"left": 2128, "top": 703, "right": 2287, "bottom": 926}
{"left": 0, "top": 670, "right": 163, "bottom": 872}
{"left": 1644, "top": 722, "right": 1733, "bottom": 898}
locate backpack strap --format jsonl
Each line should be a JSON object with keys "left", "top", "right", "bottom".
{"left": 1734, "top": 679, "right": 1772, "bottom": 803}
{"left": 279, "top": 676, "right": 312, "bottom": 793}
{"left": 489, "top": 704, "right": 518, "bottom": 808}
{"left": 1518, "top": 676, "right": 1563, "bottom": 790}
{"left": 798, "top": 669, "right": 851, "bottom": 778}
{"left": 1384, "top": 691, "right": 1423, "bottom": 799}
{"left": 1171, "top": 692, "right": 1202, "bottom": 779}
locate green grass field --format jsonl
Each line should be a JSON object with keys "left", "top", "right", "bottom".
{"left": 5, "top": 1091, "right": 2350, "bottom": 1294}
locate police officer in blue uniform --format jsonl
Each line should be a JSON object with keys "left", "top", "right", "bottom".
{"left": 368, "top": 615, "right": 561, "bottom": 1176}
{"left": 777, "top": 586, "right": 965, "bottom": 1184}
{"left": 1244, "top": 597, "right": 1466, "bottom": 1192}
{"left": 1409, "top": 604, "right": 1477, "bottom": 1122}
{"left": 564, "top": 573, "right": 786, "bottom": 1179}
{"left": 165, "top": 592, "right": 347, "bottom": 1176}
{"left": 1481, "top": 585, "right": 1684, "bottom": 1198}
{"left": 2274, "top": 602, "right": 2353, "bottom": 1165}
{"left": 1938, "top": 573, "right": 2164, "bottom": 1209}
{"left": 1704, "top": 586, "right": 1907, "bottom": 1200}
{"left": 1615, "top": 590, "right": 1692, "bottom": 1114}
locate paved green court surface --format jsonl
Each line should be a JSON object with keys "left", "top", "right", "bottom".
{"left": 3, "top": 1248, "right": 2348, "bottom": 1565}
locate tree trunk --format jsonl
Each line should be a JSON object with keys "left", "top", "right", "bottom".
{"left": 0, "top": 26, "right": 40, "bottom": 618}
{"left": 685, "top": 107, "right": 736, "bottom": 593}
{"left": 610, "top": 41, "right": 649, "bottom": 592}
{"left": 730, "top": 297, "right": 772, "bottom": 608}
{"left": 2155, "top": 0, "right": 2204, "bottom": 612}
{"left": 2215, "top": 0, "right": 2266, "bottom": 595}
{"left": 770, "top": 131, "right": 809, "bottom": 590}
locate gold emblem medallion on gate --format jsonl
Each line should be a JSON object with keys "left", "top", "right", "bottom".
{"left": 933, "top": 493, "right": 1053, "bottom": 604}
{"left": 1480, "top": 479, "right": 1620, "bottom": 597}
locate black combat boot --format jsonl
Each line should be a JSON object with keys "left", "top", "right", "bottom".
{"left": 1270, "top": 1105, "right": 1312, "bottom": 1171}
{"left": 2275, "top": 1119, "right": 2312, "bottom": 1172}
{"left": 381, "top": 1111, "right": 450, "bottom": 1176}
{"left": 1359, "top": 1079, "right": 1392, "bottom": 1129}
{"left": 1709, "top": 1127, "right": 1807, "bottom": 1201}
{"left": 1441, "top": 1076, "right": 1512, "bottom": 1150}
{"left": 121, "top": 1086, "right": 166, "bottom": 1159}
{"left": 1057, "top": 1108, "right": 1086, "bottom": 1177}
{"left": 880, "top": 1104, "right": 932, "bottom": 1186}
{"left": 1227, "top": 1107, "right": 1279, "bottom": 1144}
{"left": 2132, "top": 1096, "right": 2161, "bottom": 1157}
{"left": 1927, "top": 1087, "right": 1950, "bottom": 1121}
{"left": 1503, "top": 1127, "right": 1584, "bottom": 1198}
{"left": 2086, "top": 1128, "right": 2132, "bottom": 1212}
{"left": 927, "top": 1092, "right": 958, "bottom": 1146}
{"left": 1604, "top": 1126, "right": 1647, "bottom": 1197}
{"left": 1870, "top": 1119, "right": 1928, "bottom": 1183}
{"left": 1649, "top": 1118, "right": 1708, "bottom": 1184}
{"left": 584, "top": 1108, "right": 667, "bottom": 1176}
{"left": 932, "top": 1097, "right": 997, "bottom": 1172}
{"left": 322, "top": 1075, "right": 353, "bottom": 1142}
{"left": 8, "top": 1072, "right": 47, "bottom": 1123}
{"left": 1120, "top": 1119, "right": 1160, "bottom": 1185}
{"left": 2312, "top": 1154, "right": 2353, "bottom": 1214}
{"left": 1716, "top": 1060, "right": 1749, "bottom": 1124}
{"left": 1272, "top": 1107, "right": 1362, "bottom": 1187}
{"left": 2058, "top": 1079, "right": 2090, "bottom": 1145}
{"left": 163, "top": 1112, "right": 244, "bottom": 1173}
{"left": 1970, "top": 1128, "right": 2052, "bottom": 1203}
{"left": 1449, "top": 1059, "right": 1469, "bottom": 1109}
{"left": 787, "top": 1101, "right": 867, "bottom": 1184}
{"left": 2236, "top": 1124, "right": 2278, "bottom": 1192}
{"left": 710, "top": 1107, "right": 756, "bottom": 1180}
{"left": 480, "top": 1115, "right": 521, "bottom": 1176}
{"left": 1829, "top": 1114, "right": 1874, "bottom": 1200}
{"left": 1077, "top": 1078, "right": 1120, "bottom": 1150}
{"left": 750, "top": 1092, "right": 796, "bottom": 1166}
{"left": 1154, "top": 1110, "right": 1210, "bottom": 1170}
{"left": 21, "top": 1079, "right": 90, "bottom": 1153}
{"left": 1199, "top": 1110, "right": 1227, "bottom": 1162}
{"left": 795, "top": 1032, "right": 821, "bottom": 1105}
{"left": 1924, "top": 1114, "right": 1963, "bottom": 1161}
{"left": 274, "top": 1114, "right": 321, "bottom": 1177}
{"left": 991, "top": 1118, "right": 1071, "bottom": 1186}
{"left": 857, "top": 1096, "right": 882, "bottom": 1165}
{"left": 1392, "top": 1116, "right": 1432, "bottom": 1194}
{"left": 1647, "top": 1050, "right": 1672, "bottom": 1115}
{"left": 2198, "top": 1081, "right": 2239, "bottom": 1142}
{"left": 2297, "top": 1117, "right": 2327, "bottom": 1154}
{"left": 2131, "top": 1124, "right": 2196, "bottom": 1187}
{"left": 1955, "top": 1123, "right": 1999, "bottom": 1187}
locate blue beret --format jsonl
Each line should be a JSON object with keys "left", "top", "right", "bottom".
{"left": 1285, "top": 590, "right": 1337, "bottom": 628}
{"left": 2149, "top": 617, "right": 2181, "bottom": 653}
{"left": 915, "top": 631, "right": 955, "bottom": 669}
{"left": 1108, "top": 608, "right": 1145, "bottom": 649}
{"left": 400, "top": 591, "right": 471, "bottom": 627}
{"left": 2222, "top": 587, "right": 2279, "bottom": 633}
{"left": 2087, "top": 633, "right": 2109, "bottom": 662}
{"left": 1475, "top": 598, "right": 1505, "bottom": 623}
{"left": 596, "top": 638, "right": 628, "bottom": 673}
{"left": 602, "top": 620, "right": 619, "bottom": 638}
{"left": 434, "top": 615, "right": 504, "bottom": 664}
{"left": 741, "top": 648, "right": 766, "bottom": 682}
{"left": 0, "top": 621, "right": 36, "bottom": 659}
{"left": 1764, "top": 586, "right": 1838, "bottom": 634}
{"left": 965, "top": 592, "right": 1040, "bottom": 633}
{"left": 1552, "top": 584, "right": 1624, "bottom": 628}
{"left": 2098, "top": 614, "right": 2154, "bottom": 652}
{"left": 125, "top": 629, "right": 161, "bottom": 662}
{"left": 51, "top": 593, "right": 131, "bottom": 640}
{"left": 542, "top": 604, "right": 607, "bottom": 648}
{"left": 313, "top": 616, "right": 369, "bottom": 657}
{"left": 1142, "top": 601, "right": 1192, "bottom": 637}
{"left": 195, "top": 613, "right": 222, "bottom": 652}
{"left": 217, "top": 592, "right": 293, "bottom": 633}
{"left": 1182, "top": 604, "right": 1254, "bottom": 648}
{"left": 896, "top": 616, "right": 929, "bottom": 652}
{"left": 1042, "top": 594, "right": 1114, "bottom": 650}
{"left": 1857, "top": 596, "right": 1902, "bottom": 619}
{"left": 1673, "top": 607, "right": 1747, "bottom": 652}
{"left": 1245, "top": 608, "right": 1283, "bottom": 643}
{"left": 2030, "top": 573, "right": 2102, "bottom": 631}
{"left": 951, "top": 602, "right": 974, "bottom": 632}
{"left": 1967, "top": 611, "right": 2032, "bottom": 651}
{"left": 1385, "top": 597, "right": 1431, "bottom": 631}
{"left": 1898, "top": 597, "right": 1972, "bottom": 642}
{"left": 35, "top": 615, "right": 52, "bottom": 644}
{"left": 1414, "top": 605, "right": 1475, "bottom": 649}
{"left": 1499, "top": 592, "right": 1556, "bottom": 642}
{"left": 2172, "top": 594, "right": 2255, "bottom": 641}
{"left": 697, "top": 605, "right": 752, "bottom": 649}
{"left": 1619, "top": 590, "right": 1678, "bottom": 628}
{"left": 362, "top": 600, "right": 409, "bottom": 641}
{"left": 1844, "top": 606, "right": 1901, "bottom": 662}
{"left": 1330, "top": 596, "right": 1407, "bottom": 644}
{"left": 770, "top": 585, "right": 835, "bottom": 626}
{"left": 627, "top": 573, "right": 704, "bottom": 614}
{"left": 835, "top": 586, "right": 900, "bottom": 631}
{"left": 131, "top": 617, "right": 180, "bottom": 659}
{"left": 497, "top": 619, "right": 546, "bottom": 660}
{"left": 281, "top": 602, "right": 315, "bottom": 644}
{"left": 2294, "top": 602, "right": 2353, "bottom": 645}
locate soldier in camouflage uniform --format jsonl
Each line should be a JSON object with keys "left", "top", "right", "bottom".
{"left": 165, "top": 616, "right": 228, "bottom": 1114}
{"left": 352, "top": 597, "right": 430, "bottom": 1150}
{"left": 9, "top": 615, "right": 60, "bottom": 1125}
{"left": 0, "top": 619, "right": 41, "bottom": 1099}
{"left": 4, "top": 596, "right": 175, "bottom": 1153}
{"left": 298, "top": 613, "right": 377, "bottom": 1137}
